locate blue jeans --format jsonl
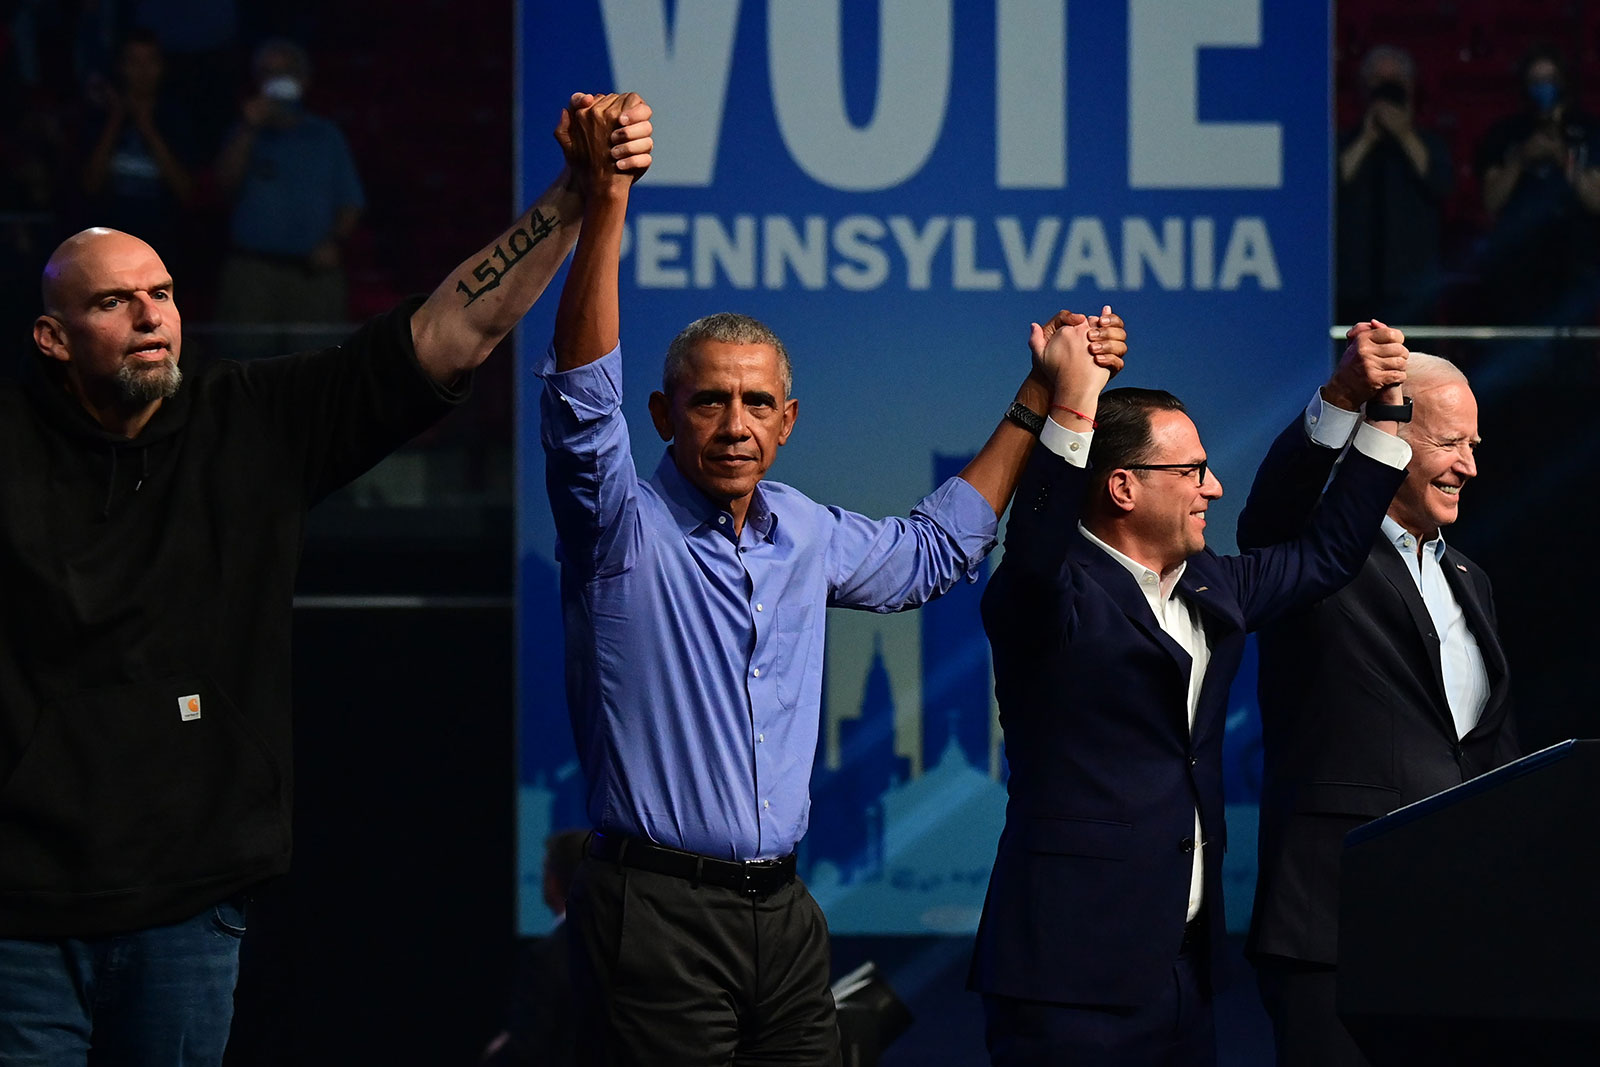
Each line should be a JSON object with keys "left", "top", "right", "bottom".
{"left": 0, "top": 897, "right": 246, "bottom": 1067}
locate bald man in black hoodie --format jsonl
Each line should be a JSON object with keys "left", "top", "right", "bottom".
{"left": 0, "top": 97, "right": 651, "bottom": 1065}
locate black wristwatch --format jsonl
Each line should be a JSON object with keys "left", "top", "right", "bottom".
{"left": 1367, "top": 397, "right": 1413, "bottom": 423}
{"left": 1005, "top": 401, "right": 1045, "bottom": 436}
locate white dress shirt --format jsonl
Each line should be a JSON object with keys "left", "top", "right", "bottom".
{"left": 1077, "top": 524, "right": 1211, "bottom": 921}
{"left": 1036, "top": 390, "right": 1413, "bottom": 924}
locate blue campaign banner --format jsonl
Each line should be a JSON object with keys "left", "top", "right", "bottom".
{"left": 514, "top": 0, "right": 1329, "bottom": 935}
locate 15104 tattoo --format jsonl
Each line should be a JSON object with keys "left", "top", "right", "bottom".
{"left": 456, "top": 209, "right": 559, "bottom": 305}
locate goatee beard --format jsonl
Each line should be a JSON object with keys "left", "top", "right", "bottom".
{"left": 116, "top": 358, "right": 182, "bottom": 405}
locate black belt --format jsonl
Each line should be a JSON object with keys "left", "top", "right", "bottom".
{"left": 588, "top": 832, "right": 797, "bottom": 897}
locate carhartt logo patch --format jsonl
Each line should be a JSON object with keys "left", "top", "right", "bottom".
{"left": 179, "top": 694, "right": 202, "bottom": 721}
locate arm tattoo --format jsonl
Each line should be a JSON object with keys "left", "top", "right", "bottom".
{"left": 456, "top": 208, "right": 560, "bottom": 306}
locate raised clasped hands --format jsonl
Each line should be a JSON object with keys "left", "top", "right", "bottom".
{"left": 1029, "top": 304, "right": 1127, "bottom": 397}
{"left": 554, "top": 91, "right": 654, "bottom": 196}
{"left": 1324, "top": 319, "right": 1408, "bottom": 414}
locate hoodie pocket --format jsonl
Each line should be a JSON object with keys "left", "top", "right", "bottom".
{"left": 0, "top": 677, "right": 289, "bottom": 895}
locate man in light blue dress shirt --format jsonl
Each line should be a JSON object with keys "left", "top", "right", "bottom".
{"left": 1240, "top": 340, "right": 1519, "bottom": 1067}
{"left": 537, "top": 93, "right": 1126, "bottom": 1065}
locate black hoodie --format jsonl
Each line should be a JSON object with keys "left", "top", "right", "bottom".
{"left": 0, "top": 298, "right": 465, "bottom": 938}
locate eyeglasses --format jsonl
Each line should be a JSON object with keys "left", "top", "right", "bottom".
{"left": 1125, "top": 460, "right": 1208, "bottom": 486}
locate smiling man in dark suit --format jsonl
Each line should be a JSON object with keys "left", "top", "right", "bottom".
{"left": 970, "top": 322, "right": 1411, "bottom": 1065}
{"left": 1238, "top": 332, "right": 1519, "bottom": 1067}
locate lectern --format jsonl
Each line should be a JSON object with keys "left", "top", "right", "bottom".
{"left": 1338, "top": 740, "right": 1600, "bottom": 1065}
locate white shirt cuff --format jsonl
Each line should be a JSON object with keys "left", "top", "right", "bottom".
{"left": 1040, "top": 416, "right": 1092, "bottom": 468}
{"left": 1305, "top": 389, "right": 1362, "bottom": 449}
{"left": 1351, "top": 421, "right": 1412, "bottom": 469}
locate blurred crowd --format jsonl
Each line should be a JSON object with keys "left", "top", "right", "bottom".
{"left": 4, "top": 2, "right": 353, "bottom": 349}
{"left": 1336, "top": 4, "right": 1600, "bottom": 329}
{"left": 9, "top": 2, "right": 1600, "bottom": 373}
{"left": 1338, "top": 42, "right": 1600, "bottom": 327}
{"left": 1, "top": 0, "right": 517, "bottom": 504}
{"left": 2, "top": 0, "right": 507, "bottom": 341}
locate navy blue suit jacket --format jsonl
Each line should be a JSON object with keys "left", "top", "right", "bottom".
{"left": 969, "top": 422, "right": 1406, "bottom": 1008}
{"left": 1238, "top": 417, "right": 1518, "bottom": 966}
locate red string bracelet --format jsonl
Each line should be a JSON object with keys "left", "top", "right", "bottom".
{"left": 1050, "top": 404, "right": 1098, "bottom": 429}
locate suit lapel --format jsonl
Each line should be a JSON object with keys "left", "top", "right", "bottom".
{"left": 1176, "top": 562, "right": 1241, "bottom": 635}
{"left": 1069, "top": 536, "right": 1193, "bottom": 679}
{"left": 1370, "top": 542, "right": 1454, "bottom": 733}
{"left": 1178, "top": 563, "right": 1243, "bottom": 746}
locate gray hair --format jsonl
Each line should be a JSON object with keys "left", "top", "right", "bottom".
{"left": 1398, "top": 353, "right": 1471, "bottom": 443}
{"left": 662, "top": 312, "right": 793, "bottom": 397}
{"left": 1404, "top": 351, "right": 1468, "bottom": 394}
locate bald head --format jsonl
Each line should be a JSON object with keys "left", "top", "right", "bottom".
{"left": 41, "top": 228, "right": 164, "bottom": 317}
{"left": 33, "top": 228, "right": 182, "bottom": 433}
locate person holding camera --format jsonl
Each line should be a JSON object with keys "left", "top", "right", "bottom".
{"left": 1336, "top": 45, "right": 1453, "bottom": 325}
{"left": 1475, "top": 44, "right": 1600, "bottom": 325}
{"left": 214, "top": 37, "right": 365, "bottom": 358}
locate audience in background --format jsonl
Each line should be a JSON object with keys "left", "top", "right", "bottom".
{"left": 125, "top": 0, "right": 241, "bottom": 153}
{"left": 1474, "top": 44, "right": 1600, "bottom": 325}
{"left": 81, "top": 30, "right": 197, "bottom": 263}
{"left": 7, "top": 10, "right": 1600, "bottom": 370}
{"left": 214, "top": 37, "right": 364, "bottom": 359}
{"left": 1336, "top": 45, "right": 1453, "bottom": 325}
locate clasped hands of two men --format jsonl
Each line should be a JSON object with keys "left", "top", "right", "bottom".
{"left": 540, "top": 90, "right": 1405, "bottom": 418}
{"left": 1032, "top": 312, "right": 1409, "bottom": 428}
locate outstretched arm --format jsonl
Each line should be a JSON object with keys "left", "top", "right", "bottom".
{"left": 1234, "top": 435, "right": 1408, "bottom": 632}
{"left": 409, "top": 94, "right": 653, "bottom": 386}
{"left": 1237, "top": 319, "right": 1409, "bottom": 549}
{"left": 828, "top": 309, "right": 1116, "bottom": 608}
{"left": 551, "top": 92, "right": 650, "bottom": 371}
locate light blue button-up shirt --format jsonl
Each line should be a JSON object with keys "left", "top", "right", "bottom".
{"left": 1381, "top": 516, "right": 1489, "bottom": 738}
{"left": 539, "top": 346, "right": 997, "bottom": 860}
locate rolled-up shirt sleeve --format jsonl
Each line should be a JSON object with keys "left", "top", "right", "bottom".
{"left": 826, "top": 476, "right": 998, "bottom": 609}
{"left": 538, "top": 345, "right": 639, "bottom": 578}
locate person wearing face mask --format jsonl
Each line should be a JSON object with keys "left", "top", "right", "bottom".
{"left": 1474, "top": 45, "right": 1600, "bottom": 325}
{"left": 1335, "top": 45, "right": 1452, "bottom": 325}
{"left": 214, "top": 37, "right": 365, "bottom": 359}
